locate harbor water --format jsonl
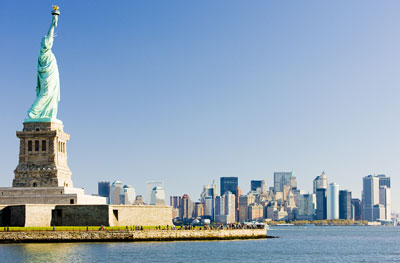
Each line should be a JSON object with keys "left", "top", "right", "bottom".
{"left": 0, "top": 226, "right": 398, "bottom": 262}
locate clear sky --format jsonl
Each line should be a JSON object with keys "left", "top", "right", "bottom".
{"left": 0, "top": 1, "right": 399, "bottom": 211}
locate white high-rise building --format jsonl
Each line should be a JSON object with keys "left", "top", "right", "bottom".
{"left": 150, "top": 186, "right": 165, "bottom": 205}
{"left": 313, "top": 171, "right": 328, "bottom": 193}
{"left": 327, "top": 183, "right": 339, "bottom": 219}
{"left": 123, "top": 185, "right": 136, "bottom": 205}
{"left": 204, "top": 196, "right": 214, "bottom": 219}
{"left": 224, "top": 191, "right": 236, "bottom": 224}
{"left": 214, "top": 191, "right": 235, "bottom": 224}
{"left": 379, "top": 186, "right": 391, "bottom": 221}
{"left": 146, "top": 181, "right": 164, "bottom": 204}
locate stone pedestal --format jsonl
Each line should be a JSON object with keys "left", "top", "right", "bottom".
{"left": 1, "top": 121, "right": 106, "bottom": 205}
{"left": 13, "top": 122, "right": 73, "bottom": 188}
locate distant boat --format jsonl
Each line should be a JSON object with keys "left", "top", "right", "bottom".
{"left": 276, "top": 223, "right": 294, "bottom": 226}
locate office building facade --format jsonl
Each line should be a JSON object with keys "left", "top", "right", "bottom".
{"left": 339, "top": 190, "right": 352, "bottom": 220}
{"left": 327, "top": 183, "right": 339, "bottom": 220}
{"left": 313, "top": 171, "right": 328, "bottom": 194}
{"left": 274, "top": 172, "right": 297, "bottom": 193}
{"left": 251, "top": 180, "right": 266, "bottom": 194}
{"left": 316, "top": 188, "right": 327, "bottom": 220}
{"left": 362, "top": 175, "right": 380, "bottom": 221}
{"left": 146, "top": 181, "right": 164, "bottom": 204}
{"left": 220, "top": 177, "right": 238, "bottom": 196}
{"left": 351, "top": 198, "right": 362, "bottom": 221}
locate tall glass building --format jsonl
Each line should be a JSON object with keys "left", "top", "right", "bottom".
{"left": 274, "top": 172, "right": 297, "bottom": 192}
{"left": 220, "top": 177, "right": 238, "bottom": 196}
{"left": 250, "top": 180, "right": 266, "bottom": 194}
{"left": 316, "top": 188, "right": 327, "bottom": 220}
{"left": 339, "top": 190, "right": 352, "bottom": 220}
{"left": 98, "top": 181, "right": 110, "bottom": 198}
{"left": 327, "top": 183, "right": 339, "bottom": 219}
{"left": 362, "top": 175, "right": 380, "bottom": 221}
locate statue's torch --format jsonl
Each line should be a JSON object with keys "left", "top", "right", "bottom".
{"left": 52, "top": 5, "right": 60, "bottom": 16}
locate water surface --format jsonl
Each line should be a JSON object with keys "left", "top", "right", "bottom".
{"left": 0, "top": 226, "right": 398, "bottom": 262}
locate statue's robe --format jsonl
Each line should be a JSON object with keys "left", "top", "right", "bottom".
{"left": 27, "top": 34, "right": 60, "bottom": 120}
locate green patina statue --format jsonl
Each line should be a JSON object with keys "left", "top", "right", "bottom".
{"left": 26, "top": 6, "right": 61, "bottom": 123}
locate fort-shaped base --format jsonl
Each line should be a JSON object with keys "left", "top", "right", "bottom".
{"left": 0, "top": 187, "right": 106, "bottom": 205}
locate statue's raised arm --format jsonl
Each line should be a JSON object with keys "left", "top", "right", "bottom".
{"left": 26, "top": 6, "right": 61, "bottom": 123}
{"left": 47, "top": 15, "right": 58, "bottom": 39}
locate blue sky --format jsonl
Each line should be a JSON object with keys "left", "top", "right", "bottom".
{"left": 0, "top": 1, "right": 399, "bottom": 211}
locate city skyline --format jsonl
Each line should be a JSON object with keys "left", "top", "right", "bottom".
{"left": 167, "top": 173, "right": 392, "bottom": 223}
{"left": 0, "top": 1, "right": 399, "bottom": 211}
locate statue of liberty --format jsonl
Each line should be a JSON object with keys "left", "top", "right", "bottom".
{"left": 26, "top": 6, "right": 61, "bottom": 123}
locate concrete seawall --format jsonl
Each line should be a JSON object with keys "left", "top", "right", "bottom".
{"left": 0, "top": 229, "right": 267, "bottom": 243}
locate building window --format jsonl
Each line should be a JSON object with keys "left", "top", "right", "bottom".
{"left": 70, "top": 199, "right": 74, "bottom": 204}
{"left": 33, "top": 182, "right": 37, "bottom": 187}
{"left": 42, "top": 140, "right": 46, "bottom": 151}
{"left": 35, "top": 140, "right": 39, "bottom": 151}
{"left": 28, "top": 141, "right": 32, "bottom": 152}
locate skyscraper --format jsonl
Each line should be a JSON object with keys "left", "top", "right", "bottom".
{"left": 316, "top": 188, "right": 327, "bottom": 220}
{"left": 238, "top": 194, "right": 255, "bottom": 223}
{"left": 220, "top": 177, "right": 238, "bottom": 196}
{"left": 98, "top": 181, "right": 110, "bottom": 203}
{"left": 339, "top": 190, "right": 352, "bottom": 220}
{"left": 351, "top": 198, "right": 362, "bottom": 221}
{"left": 201, "top": 181, "right": 217, "bottom": 201}
{"left": 193, "top": 202, "right": 204, "bottom": 218}
{"left": 123, "top": 184, "right": 136, "bottom": 205}
{"left": 150, "top": 186, "right": 165, "bottom": 205}
{"left": 146, "top": 181, "right": 164, "bottom": 204}
{"left": 378, "top": 175, "right": 391, "bottom": 221}
{"left": 297, "top": 193, "right": 316, "bottom": 220}
{"left": 327, "top": 183, "right": 339, "bottom": 220}
{"left": 204, "top": 196, "right": 214, "bottom": 220}
{"left": 362, "top": 175, "right": 380, "bottom": 222}
{"left": 251, "top": 180, "right": 266, "bottom": 194}
{"left": 224, "top": 191, "right": 236, "bottom": 224}
{"left": 379, "top": 185, "right": 391, "bottom": 220}
{"left": 274, "top": 172, "right": 297, "bottom": 193}
{"left": 378, "top": 174, "right": 391, "bottom": 188}
{"left": 179, "top": 194, "right": 193, "bottom": 219}
{"left": 110, "top": 180, "right": 124, "bottom": 205}
{"left": 170, "top": 196, "right": 182, "bottom": 209}
{"left": 313, "top": 171, "right": 328, "bottom": 193}
{"left": 214, "top": 195, "right": 225, "bottom": 220}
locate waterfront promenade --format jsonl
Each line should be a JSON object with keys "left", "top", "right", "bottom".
{"left": 0, "top": 228, "right": 267, "bottom": 243}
